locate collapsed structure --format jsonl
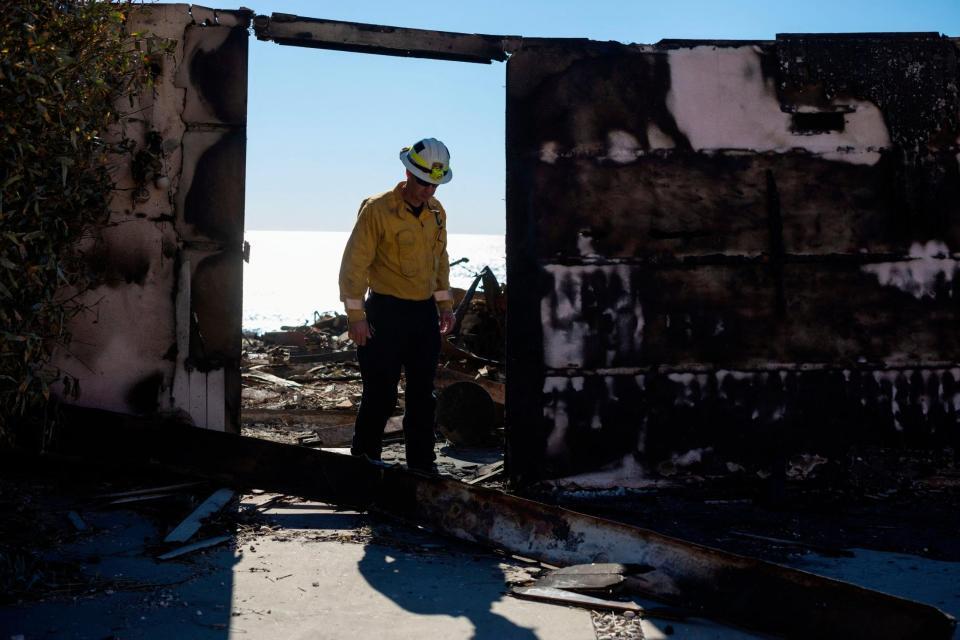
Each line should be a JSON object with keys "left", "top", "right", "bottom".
{"left": 32, "top": 6, "right": 960, "bottom": 637}
{"left": 54, "top": 6, "right": 960, "bottom": 490}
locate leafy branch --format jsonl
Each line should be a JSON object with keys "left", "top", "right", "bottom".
{"left": 0, "top": 1, "right": 157, "bottom": 445}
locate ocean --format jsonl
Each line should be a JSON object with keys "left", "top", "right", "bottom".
{"left": 243, "top": 230, "right": 506, "bottom": 333}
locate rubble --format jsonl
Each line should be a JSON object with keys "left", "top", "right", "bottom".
{"left": 240, "top": 268, "right": 507, "bottom": 478}
{"left": 590, "top": 611, "right": 646, "bottom": 640}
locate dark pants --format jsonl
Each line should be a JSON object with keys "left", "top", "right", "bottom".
{"left": 351, "top": 292, "right": 440, "bottom": 470}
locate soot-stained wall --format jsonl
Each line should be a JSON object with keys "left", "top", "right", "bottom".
{"left": 506, "top": 34, "right": 960, "bottom": 487}
{"left": 52, "top": 4, "right": 249, "bottom": 431}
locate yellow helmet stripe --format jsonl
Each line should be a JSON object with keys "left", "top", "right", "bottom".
{"left": 408, "top": 149, "right": 432, "bottom": 172}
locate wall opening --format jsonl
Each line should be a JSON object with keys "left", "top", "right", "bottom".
{"left": 239, "top": 16, "right": 510, "bottom": 474}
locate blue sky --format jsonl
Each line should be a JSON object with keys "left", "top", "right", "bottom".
{"left": 241, "top": 0, "right": 960, "bottom": 234}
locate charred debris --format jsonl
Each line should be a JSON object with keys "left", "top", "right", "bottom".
{"left": 240, "top": 266, "right": 506, "bottom": 473}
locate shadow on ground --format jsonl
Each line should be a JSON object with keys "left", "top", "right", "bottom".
{"left": 358, "top": 521, "right": 538, "bottom": 640}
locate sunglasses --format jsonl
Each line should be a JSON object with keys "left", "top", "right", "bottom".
{"left": 411, "top": 175, "right": 437, "bottom": 188}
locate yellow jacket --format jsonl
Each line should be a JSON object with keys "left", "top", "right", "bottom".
{"left": 339, "top": 183, "right": 452, "bottom": 323}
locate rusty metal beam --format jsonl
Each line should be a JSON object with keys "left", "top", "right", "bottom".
{"left": 376, "top": 469, "right": 955, "bottom": 639}
{"left": 251, "top": 13, "right": 520, "bottom": 64}
{"left": 49, "top": 408, "right": 956, "bottom": 639}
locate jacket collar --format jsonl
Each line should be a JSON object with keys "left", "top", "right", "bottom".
{"left": 391, "top": 182, "right": 439, "bottom": 220}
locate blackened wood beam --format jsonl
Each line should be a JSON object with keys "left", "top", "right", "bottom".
{"left": 252, "top": 13, "right": 520, "bottom": 64}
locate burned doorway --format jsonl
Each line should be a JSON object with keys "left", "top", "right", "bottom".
{"left": 241, "top": 14, "right": 514, "bottom": 473}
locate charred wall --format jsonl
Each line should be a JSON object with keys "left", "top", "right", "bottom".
{"left": 52, "top": 4, "right": 249, "bottom": 431}
{"left": 506, "top": 34, "right": 960, "bottom": 487}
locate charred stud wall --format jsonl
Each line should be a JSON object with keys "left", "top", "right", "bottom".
{"left": 52, "top": 4, "right": 250, "bottom": 431}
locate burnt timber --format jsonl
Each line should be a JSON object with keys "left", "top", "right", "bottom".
{"left": 252, "top": 13, "right": 520, "bottom": 64}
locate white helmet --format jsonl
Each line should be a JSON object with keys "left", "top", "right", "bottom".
{"left": 399, "top": 138, "right": 453, "bottom": 185}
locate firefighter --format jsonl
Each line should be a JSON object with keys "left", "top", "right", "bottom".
{"left": 338, "top": 138, "right": 456, "bottom": 472}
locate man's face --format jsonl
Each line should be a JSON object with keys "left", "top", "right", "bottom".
{"left": 402, "top": 170, "right": 439, "bottom": 206}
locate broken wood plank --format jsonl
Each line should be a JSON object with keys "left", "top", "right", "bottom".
{"left": 511, "top": 586, "right": 688, "bottom": 620}
{"left": 242, "top": 371, "right": 301, "bottom": 388}
{"left": 49, "top": 409, "right": 958, "bottom": 640}
{"left": 534, "top": 572, "right": 624, "bottom": 593}
{"left": 533, "top": 563, "right": 656, "bottom": 593}
{"left": 251, "top": 363, "right": 314, "bottom": 380}
{"left": 297, "top": 434, "right": 324, "bottom": 447}
{"left": 474, "top": 460, "right": 506, "bottom": 477}
{"left": 466, "top": 461, "right": 504, "bottom": 485}
{"left": 157, "top": 535, "right": 232, "bottom": 561}
{"left": 533, "top": 564, "right": 640, "bottom": 593}
{"left": 67, "top": 511, "right": 88, "bottom": 531}
{"left": 286, "top": 350, "right": 356, "bottom": 364}
{"left": 253, "top": 13, "right": 519, "bottom": 64}
{"left": 164, "top": 488, "right": 235, "bottom": 543}
{"left": 96, "top": 481, "right": 204, "bottom": 500}
{"left": 105, "top": 493, "right": 178, "bottom": 506}
{"left": 512, "top": 585, "right": 641, "bottom": 612}
{"left": 241, "top": 408, "right": 356, "bottom": 424}
{"left": 552, "top": 562, "right": 648, "bottom": 575}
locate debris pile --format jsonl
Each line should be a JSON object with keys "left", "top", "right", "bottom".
{"left": 0, "top": 471, "right": 241, "bottom": 605}
{"left": 240, "top": 267, "right": 507, "bottom": 480}
{"left": 242, "top": 312, "right": 360, "bottom": 412}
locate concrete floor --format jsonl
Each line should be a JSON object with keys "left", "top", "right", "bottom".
{"left": 0, "top": 493, "right": 598, "bottom": 640}
{"left": 228, "top": 498, "right": 594, "bottom": 639}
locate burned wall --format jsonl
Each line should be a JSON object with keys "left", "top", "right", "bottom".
{"left": 52, "top": 4, "right": 249, "bottom": 431}
{"left": 505, "top": 34, "right": 960, "bottom": 487}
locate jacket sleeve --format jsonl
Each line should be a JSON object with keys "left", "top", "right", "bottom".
{"left": 433, "top": 206, "right": 453, "bottom": 313}
{"left": 339, "top": 200, "right": 377, "bottom": 323}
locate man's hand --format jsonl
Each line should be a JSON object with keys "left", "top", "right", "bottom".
{"left": 439, "top": 310, "right": 456, "bottom": 336}
{"left": 348, "top": 319, "right": 373, "bottom": 346}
